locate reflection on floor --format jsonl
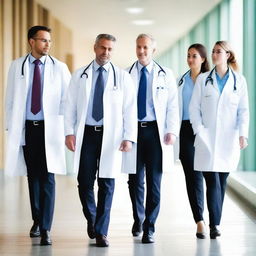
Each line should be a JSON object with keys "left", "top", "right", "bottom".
{"left": 0, "top": 164, "right": 256, "bottom": 256}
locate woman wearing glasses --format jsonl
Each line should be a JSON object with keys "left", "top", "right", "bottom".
{"left": 189, "top": 41, "right": 249, "bottom": 239}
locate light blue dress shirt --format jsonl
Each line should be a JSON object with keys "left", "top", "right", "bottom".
{"left": 26, "top": 54, "right": 46, "bottom": 120}
{"left": 137, "top": 61, "right": 156, "bottom": 121}
{"left": 182, "top": 71, "right": 194, "bottom": 120}
{"left": 85, "top": 60, "right": 109, "bottom": 125}
{"left": 216, "top": 70, "right": 229, "bottom": 94}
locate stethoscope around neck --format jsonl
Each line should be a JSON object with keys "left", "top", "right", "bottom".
{"left": 80, "top": 61, "right": 117, "bottom": 90}
{"left": 21, "top": 53, "right": 55, "bottom": 77}
{"left": 128, "top": 60, "right": 166, "bottom": 76}
{"left": 205, "top": 67, "right": 237, "bottom": 91}
{"left": 178, "top": 70, "right": 191, "bottom": 86}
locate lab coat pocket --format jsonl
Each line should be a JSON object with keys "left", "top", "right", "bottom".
{"left": 229, "top": 95, "right": 239, "bottom": 108}
{"left": 44, "top": 114, "right": 66, "bottom": 174}
{"left": 194, "top": 127, "right": 211, "bottom": 154}
{"left": 156, "top": 86, "right": 169, "bottom": 105}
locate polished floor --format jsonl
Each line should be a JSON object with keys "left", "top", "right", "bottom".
{"left": 0, "top": 164, "right": 256, "bottom": 256}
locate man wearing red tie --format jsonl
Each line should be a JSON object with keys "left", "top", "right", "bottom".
{"left": 5, "top": 26, "right": 71, "bottom": 245}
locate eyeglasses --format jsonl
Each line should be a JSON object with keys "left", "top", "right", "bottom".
{"left": 33, "top": 38, "right": 52, "bottom": 43}
{"left": 212, "top": 49, "right": 229, "bottom": 54}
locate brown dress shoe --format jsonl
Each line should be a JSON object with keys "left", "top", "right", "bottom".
{"left": 96, "top": 235, "right": 109, "bottom": 247}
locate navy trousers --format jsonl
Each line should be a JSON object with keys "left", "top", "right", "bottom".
{"left": 128, "top": 121, "right": 162, "bottom": 234}
{"left": 23, "top": 121, "right": 55, "bottom": 231}
{"left": 78, "top": 125, "right": 115, "bottom": 236}
{"left": 202, "top": 172, "right": 229, "bottom": 226}
{"left": 179, "top": 120, "right": 204, "bottom": 223}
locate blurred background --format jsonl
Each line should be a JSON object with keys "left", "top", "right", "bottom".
{"left": 0, "top": 0, "right": 255, "bottom": 207}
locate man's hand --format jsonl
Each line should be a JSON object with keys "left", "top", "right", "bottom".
{"left": 119, "top": 140, "right": 132, "bottom": 152}
{"left": 164, "top": 133, "right": 176, "bottom": 145}
{"left": 65, "top": 135, "right": 76, "bottom": 152}
{"left": 239, "top": 136, "right": 248, "bottom": 150}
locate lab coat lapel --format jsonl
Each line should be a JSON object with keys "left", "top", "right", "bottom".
{"left": 104, "top": 63, "right": 114, "bottom": 91}
{"left": 129, "top": 62, "right": 139, "bottom": 90}
{"left": 152, "top": 63, "right": 159, "bottom": 90}
{"left": 43, "top": 56, "right": 54, "bottom": 112}
{"left": 212, "top": 70, "right": 220, "bottom": 93}
{"left": 222, "top": 68, "right": 234, "bottom": 94}
{"left": 82, "top": 64, "right": 93, "bottom": 115}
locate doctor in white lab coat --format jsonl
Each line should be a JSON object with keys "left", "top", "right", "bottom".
{"left": 5, "top": 26, "right": 71, "bottom": 245}
{"left": 189, "top": 41, "right": 249, "bottom": 239}
{"left": 64, "top": 34, "right": 137, "bottom": 247}
{"left": 127, "top": 34, "right": 179, "bottom": 244}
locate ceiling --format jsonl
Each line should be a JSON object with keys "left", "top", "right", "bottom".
{"left": 36, "top": 0, "right": 221, "bottom": 68}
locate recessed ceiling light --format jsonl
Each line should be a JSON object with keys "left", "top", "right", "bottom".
{"left": 132, "top": 19, "right": 154, "bottom": 26}
{"left": 126, "top": 7, "right": 144, "bottom": 14}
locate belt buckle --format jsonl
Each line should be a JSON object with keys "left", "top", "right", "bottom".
{"left": 141, "top": 122, "right": 147, "bottom": 128}
{"left": 94, "top": 126, "right": 102, "bottom": 132}
{"left": 33, "top": 121, "right": 39, "bottom": 126}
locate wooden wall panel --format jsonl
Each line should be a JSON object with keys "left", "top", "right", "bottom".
{"left": 0, "top": 0, "right": 73, "bottom": 170}
{"left": 2, "top": 0, "right": 13, "bottom": 170}
{"left": 0, "top": 0, "right": 3, "bottom": 170}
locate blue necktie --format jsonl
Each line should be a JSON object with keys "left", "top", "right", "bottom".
{"left": 31, "top": 59, "right": 41, "bottom": 115}
{"left": 138, "top": 66, "right": 147, "bottom": 119}
{"left": 92, "top": 66, "right": 104, "bottom": 121}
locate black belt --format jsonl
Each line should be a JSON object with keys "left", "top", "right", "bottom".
{"left": 85, "top": 125, "right": 103, "bottom": 132}
{"left": 26, "top": 120, "right": 44, "bottom": 126}
{"left": 138, "top": 121, "right": 157, "bottom": 128}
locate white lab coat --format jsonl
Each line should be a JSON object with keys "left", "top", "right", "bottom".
{"left": 5, "top": 54, "right": 71, "bottom": 176}
{"left": 173, "top": 73, "right": 187, "bottom": 161}
{"left": 189, "top": 68, "right": 249, "bottom": 172}
{"left": 127, "top": 61, "right": 180, "bottom": 172}
{"left": 64, "top": 62, "right": 137, "bottom": 178}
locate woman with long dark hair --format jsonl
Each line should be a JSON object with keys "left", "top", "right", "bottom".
{"left": 177, "top": 43, "right": 210, "bottom": 239}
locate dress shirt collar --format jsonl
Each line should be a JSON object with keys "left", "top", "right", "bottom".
{"left": 137, "top": 60, "right": 154, "bottom": 74}
{"left": 29, "top": 53, "right": 46, "bottom": 65}
{"left": 93, "top": 60, "right": 110, "bottom": 72}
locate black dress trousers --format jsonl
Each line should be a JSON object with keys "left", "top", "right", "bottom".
{"left": 77, "top": 125, "right": 115, "bottom": 236}
{"left": 128, "top": 121, "right": 162, "bottom": 234}
{"left": 179, "top": 120, "right": 204, "bottom": 223}
{"left": 23, "top": 120, "right": 55, "bottom": 231}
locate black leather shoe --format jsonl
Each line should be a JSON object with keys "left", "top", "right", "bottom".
{"left": 30, "top": 223, "right": 40, "bottom": 237}
{"left": 142, "top": 233, "right": 154, "bottom": 243}
{"left": 196, "top": 232, "right": 206, "bottom": 239}
{"left": 210, "top": 226, "right": 221, "bottom": 239}
{"left": 40, "top": 230, "right": 52, "bottom": 245}
{"left": 96, "top": 235, "right": 109, "bottom": 247}
{"left": 87, "top": 222, "right": 96, "bottom": 239}
{"left": 132, "top": 222, "right": 142, "bottom": 237}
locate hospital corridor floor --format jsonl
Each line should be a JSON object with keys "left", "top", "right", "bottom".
{"left": 0, "top": 164, "right": 255, "bottom": 256}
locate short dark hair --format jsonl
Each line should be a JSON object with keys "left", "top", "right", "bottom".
{"left": 27, "top": 25, "right": 51, "bottom": 41}
{"left": 95, "top": 34, "right": 116, "bottom": 44}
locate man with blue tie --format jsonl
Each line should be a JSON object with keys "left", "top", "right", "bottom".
{"left": 127, "top": 34, "right": 179, "bottom": 243}
{"left": 64, "top": 34, "right": 137, "bottom": 247}
{"left": 5, "top": 26, "right": 71, "bottom": 245}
